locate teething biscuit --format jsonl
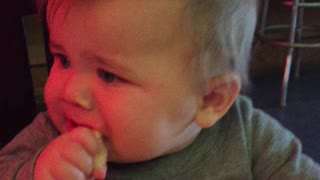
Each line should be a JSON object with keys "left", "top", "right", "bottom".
{"left": 93, "top": 131, "right": 107, "bottom": 179}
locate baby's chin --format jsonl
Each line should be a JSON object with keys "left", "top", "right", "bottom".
{"left": 108, "top": 153, "right": 161, "bottom": 164}
{"left": 108, "top": 133, "right": 199, "bottom": 164}
{"left": 107, "top": 145, "right": 182, "bottom": 164}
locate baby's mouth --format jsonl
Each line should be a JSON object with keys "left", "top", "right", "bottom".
{"left": 64, "top": 117, "right": 101, "bottom": 134}
{"left": 65, "top": 118, "right": 78, "bottom": 132}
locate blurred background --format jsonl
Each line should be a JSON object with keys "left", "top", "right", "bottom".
{"left": 1, "top": 0, "right": 319, "bottom": 162}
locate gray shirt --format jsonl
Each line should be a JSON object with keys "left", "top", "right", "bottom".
{"left": 1, "top": 96, "right": 319, "bottom": 179}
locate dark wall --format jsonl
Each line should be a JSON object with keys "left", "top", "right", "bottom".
{"left": 0, "top": 0, "right": 36, "bottom": 147}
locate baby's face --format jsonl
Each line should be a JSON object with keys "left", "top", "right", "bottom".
{"left": 45, "top": 0, "right": 203, "bottom": 163}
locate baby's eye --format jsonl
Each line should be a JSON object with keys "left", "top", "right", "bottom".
{"left": 55, "top": 55, "right": 70, "bottom": 69}
{"left": 97, "top": 68, "right": 122, "bottom": 83}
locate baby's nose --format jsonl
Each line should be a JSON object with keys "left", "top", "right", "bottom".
{"left": 63, "top": 75, "right": 93, "bottom": 110}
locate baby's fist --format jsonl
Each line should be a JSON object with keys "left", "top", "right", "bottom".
{"left": 34, "top": 127, "right": 107, "bottom": 180}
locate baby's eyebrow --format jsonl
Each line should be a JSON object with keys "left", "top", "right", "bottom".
{"left": 92, "top": 53, "right": 135, "bottom": 76}
{"left": 49, "top": 39, "right": 136, "bottom": 77}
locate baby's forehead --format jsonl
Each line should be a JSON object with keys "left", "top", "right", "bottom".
{"left": 46, "top": 0, "right": 188, "bottom": 17}
{"left": 48, "top": 0, "right": 188, "bottom": 31}
{"left": 47, "top": 0, "right": 196, "bottom": 69}
{"left": 48, "top": 0, "right": 194, "bottom": 52}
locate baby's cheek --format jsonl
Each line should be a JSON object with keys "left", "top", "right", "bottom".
{"left": 44, "top": 69, "right": 66, "bottom": 105}
{"left": 44, "top": 83, "right": 53, "bottom": 108}
{"left": 44, "top": 75, "right": 65, "bottom": 132}
{"left": 44, "top": 82, "right": 58, "bottom": 110}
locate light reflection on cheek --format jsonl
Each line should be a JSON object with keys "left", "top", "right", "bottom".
{"left": 44, "top": 72, "right": 66, "bottom": 132}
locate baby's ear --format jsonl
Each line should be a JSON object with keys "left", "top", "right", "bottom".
{"left": 195, "top": 74, "right": 241, "bottom": 128}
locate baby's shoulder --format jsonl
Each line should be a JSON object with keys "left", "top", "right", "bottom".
{"left": 231, "top": 95, "right": 275, "bottom": 127}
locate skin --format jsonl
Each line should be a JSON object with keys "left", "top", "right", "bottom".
{"left": 34, "top": 0, "right": 241, "bottom": 179}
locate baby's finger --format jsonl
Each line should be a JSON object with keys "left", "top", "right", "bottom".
{"left": 51, "top": 160, "right": 87, "bottom": 180}
{"left": 69, "top": 127, "right": 100, "bottom": 156}
{"left": 92, "top": 166, "right": 107, "bottom": 180}
{"left": 59, "top": 139, "right": 94, "bottom": 176}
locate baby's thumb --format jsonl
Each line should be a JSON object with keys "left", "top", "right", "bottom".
{"left": 92, "top": 131, "right": 107, "bottom": 179}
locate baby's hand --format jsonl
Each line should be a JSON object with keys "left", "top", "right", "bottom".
{"left": 34, "top": 127, "right": 107, "bottom": 180}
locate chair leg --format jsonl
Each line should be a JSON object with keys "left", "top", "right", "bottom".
{"left": 258, "top": 0, "right": 270, "bottom": 36}
{"left": 294, "top": 0, "right": 304, "bottom": 78}
{"left": 281, "top": 0, "right": 299, "bottom": 107}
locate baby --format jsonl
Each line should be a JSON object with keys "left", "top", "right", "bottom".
{"left": 0, "top": 0, "right": 319, "bottom": 179}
